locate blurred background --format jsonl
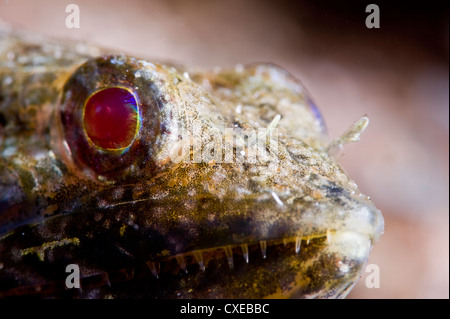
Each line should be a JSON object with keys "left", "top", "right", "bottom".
{"left": 0, "top": 0, "right": 448, "bottom": 298}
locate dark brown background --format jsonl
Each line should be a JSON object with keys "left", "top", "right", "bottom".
{"left": 1, "top": 0, "right": 448, "bottom": 298}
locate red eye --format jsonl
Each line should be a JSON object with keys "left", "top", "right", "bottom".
{"left": 83, "top": 87, "right": 139, "bottom": 150}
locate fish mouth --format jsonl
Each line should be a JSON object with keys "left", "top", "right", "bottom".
{"left": 0, "top": 231, "right": 367, "bottom": 298}
{"left": 0, "top": 191, "right": 382, "bottom": 299}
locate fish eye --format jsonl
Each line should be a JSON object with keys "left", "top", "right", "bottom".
{"left": 83, "top": 87, "right": 140, "bottom": 151}
{"left": 57, "top": 56, "right": 166, "bottom": 181}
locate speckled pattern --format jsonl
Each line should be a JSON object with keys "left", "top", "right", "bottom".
{"left": 0, "top": 30, "right": 383, "bottom": 298}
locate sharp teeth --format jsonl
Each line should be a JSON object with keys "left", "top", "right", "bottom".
{"left": 327, "top": 229, "right": 333, "bottom": 244}
{"left": 176, "top": 255, "right": 188, "bottom": 273}
{"left": 146, "top": 261, "right": 159, "bottom": 278}
{"left": 241, "top": 244, "right": 249, "bottom": 263}
{"left": 102, "top": 272, "right": 111, "bottom": 287}
{"left": 128, "top": 268, "right": 135, "bottom": 279}
{"left": 224, "top": 246, "right": 234, "bottom": 269}
{"left": 260, "top": 240, "right": 267, "bottom": 259}
{"left": 193, "top": 251, "right": 205, "bottom": 271}
{"left": 295, "top": 236, "right": 301, "bottom": 254}
{"left": 307, "top": 237, "right": 310, "bottom": 245}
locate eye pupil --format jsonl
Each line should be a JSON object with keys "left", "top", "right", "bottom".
{"left": 83, "top": 87, "right": 139, "bottom": 149}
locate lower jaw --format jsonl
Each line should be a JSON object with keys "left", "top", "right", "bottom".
{"left": 2, "top": 232, "right": 368, "bottom": 298}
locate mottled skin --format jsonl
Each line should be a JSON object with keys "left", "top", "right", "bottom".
{"left": 0, "top": 29, "right": 384, "bottom": 298}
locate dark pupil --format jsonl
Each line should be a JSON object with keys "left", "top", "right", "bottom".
{"left": 83, "top": 87, "right": 138, "bottom": 149}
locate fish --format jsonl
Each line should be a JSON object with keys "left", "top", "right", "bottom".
{"left": 0, "top": 28, "right": 384, "bottom": 298}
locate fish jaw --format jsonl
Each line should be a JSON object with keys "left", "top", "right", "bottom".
{"left": 0, "top": 169, "right": 383, "bottom": 298}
